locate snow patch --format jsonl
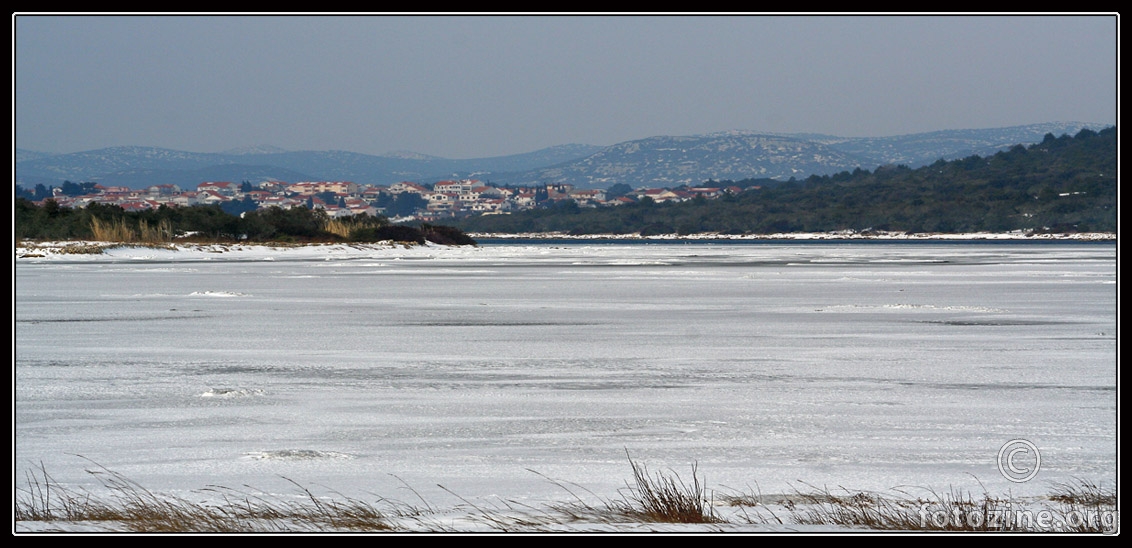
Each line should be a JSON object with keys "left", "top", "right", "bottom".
{"left": 199, "top": 388, "right": 264, "bottom": 398}
{"left": 243, "top": 450, "right": 354, "bottom": 461}
{"left": 189, "top": 291, "right": 249, "bottom": 297}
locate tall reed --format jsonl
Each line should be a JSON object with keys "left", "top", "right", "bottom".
{"left": 90, "top": 217, "right": 174, "bottom": 243}
{"left": 321, "top": 218, "right": 355, "bottom": 240}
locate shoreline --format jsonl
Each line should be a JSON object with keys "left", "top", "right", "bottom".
{"left": 469, "top": 230, "right": 1117, "bottom": 241}
{"left": 13, "top": 241, "right": 424, "bottom": 261}
{"left": 15, "top": 228, "right": 1113, "bottom": 259}
{"left": 15, "top": 230, "right": 1117, "bottom": 261}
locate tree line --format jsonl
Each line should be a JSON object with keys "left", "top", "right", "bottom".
{"left": 14, "top": 200, "right": 476, "bottom": 246}
{"left": 456, "top": 127, "right": 1116, "bottom": 235}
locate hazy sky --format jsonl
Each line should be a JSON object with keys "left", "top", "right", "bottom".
{"left": 14, "top": 14, "right": 1118, "bottom": 159}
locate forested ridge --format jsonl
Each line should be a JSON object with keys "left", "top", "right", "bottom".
{"left": 456, "top": 127, "right": 1116, "bottom": 235}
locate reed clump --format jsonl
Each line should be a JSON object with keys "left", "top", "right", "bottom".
{"left": 527, "top": 453, "right": 725, "bottom": 527}
{"left": 90, "top": 217, "right": 175, "bottom": 243}
{"left": 320, "top": 217, "right": 358, "bottom": 240}
{"left": 611, "top": 456, "right": 723, "bottom": 524}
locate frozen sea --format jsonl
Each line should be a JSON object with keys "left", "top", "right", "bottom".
{"left": 13, "top": 240, "right": 1118, "bottom": 532}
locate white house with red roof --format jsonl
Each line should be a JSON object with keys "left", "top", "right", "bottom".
{"left": 257, "top": 196, "right": 304, "bottom": 209}
{"left": 569, "top": 189, "right": 607, "bottom": 205}
{"left": 637, "top": 188, "right": 682, "bottom": 203}
{"left": 197, "top": 182, "right": 239, "bottom": 196}
{"left": 258, "top": 181, "right": 289, "bottom": 193}
{"left": 425, "top": 192, "right": 459, "bottom": 211}
{"left": 471, "top": 198, "right": 511, "bottom": 214}
{"left": 513, "top": 192, "right": 538, "bottom": 208}
{"left": 362, "top": 186, "right": 388, "bottom": 199}
{"left": 146, "top": 184, "right": 182, "bottom": 196}
{"left": 389, "top": 181, "right": 429, "bottom": 195}
{"left": 435, "top": 179, "right": 481, "bottom": 193}
{"left": 197, "top": 190, "right": 231, "bottom": 205}
{"left": 687, "top": 187, "right": 723, "bottom": 199}
{"left": 606, "top": 196, "right": 636, "bottom": 206}
{"left": 243, "top": 190, "right": 273, "bottom": 202}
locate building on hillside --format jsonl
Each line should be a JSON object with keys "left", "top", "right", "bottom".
{"left": 569, "top": 189, "right": 606, "bottom": 206}
{"left": 425, "top": 192, "right": 459, "bottom": 212}
{"left": 389, "top": 181, "right": 429, "bottom": 195}
{"left": 171, "top": 192, "right": 202, "bottom": 207}
{"left": 119, "top": 200, "right": 161, "bottom": 212}
{"left": 362, "top": 186, "right": 389, "bottom": 200}
{"left": 546, "top": 184, "right": 575, "bottom": 200}
{"left": 146, "top": 184, "right": 182, "bottom": 196}
{"left": 605, "top": 196, "right": 636, "bottom": 206}
{"left": 687, "top": 187, "right": 723, "bottom": 199}
{"left": 286, "top": 181, "right": 359, "bottom": 196}
{"left": 471, "top": 198, "right": 511, "bottom": 214}
{"left": 257, "top": 196, "right": 304, "bottom": 209}
{"left": 638, "top": 188, "right": 682, "bottom": 203}
{"left": 197, "top": 182, "right": 239, "bottom": 196}
{"left": 197, "top": 190, "right": 231, "bottom": 205}
{"left": 258, "top": 181, "right": 289, "bottom": 193}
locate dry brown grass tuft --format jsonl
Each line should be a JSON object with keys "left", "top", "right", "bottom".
{"left": 320, "top": 218, "right": 355, "bottom": 240}
{"left": 531, "top": 453, "right": 724, "bottom": 526}
{"left": 90, "top": 217, "right": 175, "bottom": 243}
{"left": 613, "top": 455, "right": 723, "bottom": 524}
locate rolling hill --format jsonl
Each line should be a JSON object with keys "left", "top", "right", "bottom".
{"left": 15, "top": 122, "right": 1108, "bottom": 191}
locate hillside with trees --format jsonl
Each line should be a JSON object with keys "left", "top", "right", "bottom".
{"left": 456, "top": 127, "right": 1116, "bottom": 235}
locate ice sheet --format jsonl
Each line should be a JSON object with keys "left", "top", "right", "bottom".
{"left": 14, "top": 241, "right": 1118, "bottom": 530}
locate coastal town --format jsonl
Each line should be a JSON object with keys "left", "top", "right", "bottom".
{"left": 20, "top": 179, "right": 754, "bottom": 222}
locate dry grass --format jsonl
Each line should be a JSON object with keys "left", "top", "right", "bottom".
{"left": 90, "top": 217, "right": 175, "bottom": 243}
{"left": 1049, "top": 478, "right": 1116, "bottom": 506}
{"left": 1046, "top": 479, "right": 1118, "bottom": 533}
{"left": 773, "top": 480, "right": 1119, "bottom": 533}
{"left": 781, "top": 483, "right": 1021, "bottom": 531}
{"left": 14, "top": 459, "right": 1118, "bottom": 533}
{"left": 56, "top": 242, "right": 115, "bottom": 255}
{"left": 320, "top": 216, "right": 388, "bottom": 240}
{"left": 611, "top": 454, "right": 723, "bottom": 524}
{"left": 16, "top": 460, "right": 398, "bottom": 532}
{"left": 320, "top": 218, "right": 356, "bottom": 240}
{"left": 524, "top": 453, "right": 724, "bottom": 527}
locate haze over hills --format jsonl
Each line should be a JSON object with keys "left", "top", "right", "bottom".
{"left": 492, "top": 122, "right": 1111, "bottom": 189}
{"left": 14, "top": 144, "right": 608, "bottom": 191}
{"left": 15, "top": 122, "right": 1108, "bottom": 191}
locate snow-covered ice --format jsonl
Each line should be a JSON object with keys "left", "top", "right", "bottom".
{"left": 13, "top": 240, "right": 1118, "bottom": 532}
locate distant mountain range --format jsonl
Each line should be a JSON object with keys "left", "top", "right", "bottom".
{"left": 15, "top": 122, "right": 1109, "bottom": 191}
